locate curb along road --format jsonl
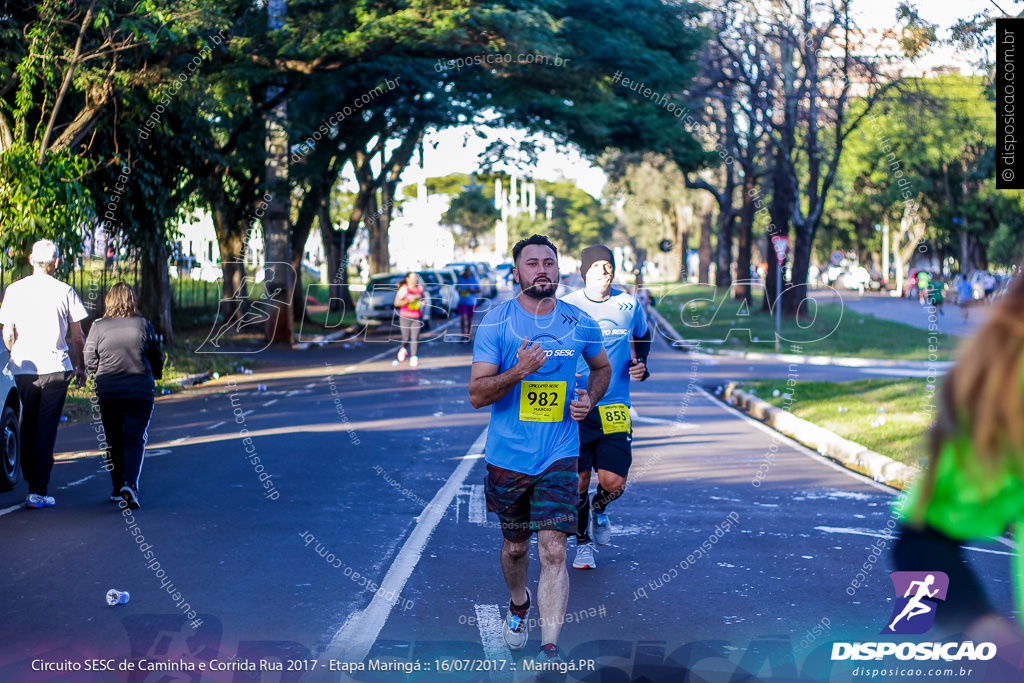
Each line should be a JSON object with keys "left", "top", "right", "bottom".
{"left": 648, "top": 304, "right": 922, "bottom": 490}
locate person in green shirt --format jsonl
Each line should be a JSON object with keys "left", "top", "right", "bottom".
{"left": 916, "top": 271, "right": 931, "bottom": 305}
{"left": 893, "top": 266, "right": 1024, "bottom": 650}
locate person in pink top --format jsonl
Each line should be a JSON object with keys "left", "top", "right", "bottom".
{"left": 393, "top": 272, "right": 424, "bottom": 368}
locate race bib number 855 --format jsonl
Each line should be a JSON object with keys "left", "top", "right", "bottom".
{"left": 598, "top": 403, "right": 631, "bottom": 434}
{"left": 519, "top": 381, "right": 566, "bottom": 422}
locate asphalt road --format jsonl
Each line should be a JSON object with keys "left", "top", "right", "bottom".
{"left": 0, "top": 295, "right": 1017, "bottom": 683}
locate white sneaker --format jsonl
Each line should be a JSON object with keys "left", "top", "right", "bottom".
{"left": 25, "top": 493, "right": 55, "bottom": 508}
{"left": 410, "top": 356, "right": 419, "bottom": 368}
{"left": 502, "top": 587, "right": 532, "bottom": 651}
{"left": 573, "top": 541, "right": 597, "bottom": 569}
{"left": 397, "top": 348, "right": 408, "bottom": 363}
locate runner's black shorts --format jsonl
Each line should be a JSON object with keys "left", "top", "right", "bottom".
{"left": 578, "top": 408, "right": 632, "bottom": 479}
{"left": 484, "top": 457, "right": 578, "bottom": 542}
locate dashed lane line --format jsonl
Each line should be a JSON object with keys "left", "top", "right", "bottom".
{"left": 315, "top": 428, "right": 488, "bottom": 667}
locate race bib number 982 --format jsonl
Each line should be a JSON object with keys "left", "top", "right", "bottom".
{"left": 519, "top": 381, "right": 566, "bottom": 422}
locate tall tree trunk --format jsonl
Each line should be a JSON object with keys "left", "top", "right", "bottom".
{"left": 373, "top": 180, "right": 396, "bottom": 274}
{"left": 699, "top": 211, "right": 713, "bottom": 285}
{"left": 290, "top": 181, "right": 328, "bottom": 324}
{"left": 366, "top": 191, "right": 388, "bottom": 275}
{"left": 322, "top": 207, "right": 357, "bottom": 313}
{"left": 765, "top": 143, "right": 794, "bottom": 313}
{"left": 138, "top": 242, "right": 173, "bottom": 344}
{"left": 263, "top": 102, "right": 293, "bottom": 345}
{"left": 787, "top": 222, "right": 815, "bottom": 316}
{"left": 210, "top": 199, "right": 249, "bottom": 324}
{"left": 734, "top": 174, "right": 755, "bottom": 304}
{"left": 674, "top": 201, "right": 688, "bottom": 281}
{"left": 715, "top": 210, "right": 734, "bottom": 289}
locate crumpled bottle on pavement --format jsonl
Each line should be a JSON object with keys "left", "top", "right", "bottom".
{"left": 106, "top": 589, "right": 130, "bottom": 606}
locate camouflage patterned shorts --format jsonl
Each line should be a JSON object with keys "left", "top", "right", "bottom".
{"left": 484, "top": 457, "right": 579, "bottom": 542}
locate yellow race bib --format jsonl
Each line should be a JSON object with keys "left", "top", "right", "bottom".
{"left": 519, "top": 381, "right": 566, "bottom": 422}
{"left": 598, "top": 403, "right": 631, "bottom": 434}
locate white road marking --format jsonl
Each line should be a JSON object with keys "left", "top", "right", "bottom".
{"left": 468, "top": 485, "right": 486, "bottom": 524}
{"left": 316, "top": 428, "right": 488, "bottom": 666}
{"left": 814, "top": 526, "right": 1014, "bottom": 557}
{"left": 962, "top": 546, "right": 1015, "bottom": 557}
{"left": 474, "top": 604, "right": 512, "bottom": 682}
{"left": 206, "top": 421, "right": 226, "bottom": 430}
{"left": 60, "top": 475, "right": 96, "bottom": 489}
{"left": 631, "top": 416, "right": 696, "bottom": 427}
{"left": 628, "top": 406, "right": 695, "bottom": 427}
{"left": 262, "top": 399, "right": 278, "bottom": 407}
{"left": 858, "top": 368, "right": 934, "bottom": 378}
{"left": 0, "top": 504, "right": 23, "bottom": 518}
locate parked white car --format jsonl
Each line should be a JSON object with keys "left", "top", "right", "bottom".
{"left": 0, "top": 344, "right": 21, "bottom": 492}
{"left": 966, "top": 270, "right": 991, "bottom": 301}
{"left": 355, "top": 273, "right": 435, "bottom": 328}
{"left": 839, "top": 266, "right": 872, "bottom": 293}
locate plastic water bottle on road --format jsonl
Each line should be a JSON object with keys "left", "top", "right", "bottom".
{"left": 105, "top": 589, "right": 130, "bottom": 606}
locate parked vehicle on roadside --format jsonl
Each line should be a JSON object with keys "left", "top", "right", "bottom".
{"left": 417, "top": 269, "right": 457, "bottom": 318}
{"left": 839, "top": 266, "right": 872, "bottom": 293}
{"left": 355, "top": 272, "right": 434, "bottom": 328}
{"left": 475, "top": 262, "right": 500, "bottom": 297}
{"left": 495, "top": 262, "right": 513, "bottom": 286}
{"left": 0, "top": 344, "right": 21, "bottom": 492}
{"left": 968, "top": 270, "right": 992, "bottom": 301}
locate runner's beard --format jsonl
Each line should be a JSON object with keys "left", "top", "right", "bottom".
{"left": 522, "top": 277, "right": 558, "bottom": 300}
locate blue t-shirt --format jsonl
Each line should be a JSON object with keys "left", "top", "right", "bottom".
{"left": 456, "top": 275, "right": 480, "bottom": 306}
{"left": 561, "top": 288, "right": 648, "bottom": 408}
{"left": 473, "top": 297, "right": 604, "bottom": 475}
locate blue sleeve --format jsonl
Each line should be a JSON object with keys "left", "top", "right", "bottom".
{"left": 472, "top": 311, "right": 502, "bottom": 365}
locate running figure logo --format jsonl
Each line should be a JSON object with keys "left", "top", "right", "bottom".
{"left": 882, "top": 571, "right": 949, "bottom": 635}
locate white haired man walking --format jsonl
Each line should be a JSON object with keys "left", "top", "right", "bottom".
{"left": 0, "top": 240, "right": 88, "bottom": 508}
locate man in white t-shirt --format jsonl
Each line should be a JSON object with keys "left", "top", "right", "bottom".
{"left": 0, "top": 240, "right": 88, "bottom": 508}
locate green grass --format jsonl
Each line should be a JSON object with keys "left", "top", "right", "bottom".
{"left": 304, "top": 307, "right": 359, "bottom": 329}
{"left": 653, "top": 284, "right": 955, "bottom": 361}
{"left": 737, "top": 378, "right": 937, "bottom": 466}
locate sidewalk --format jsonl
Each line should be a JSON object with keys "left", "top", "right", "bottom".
{"left": 809, "top": 289, "right": 990, "bottom": 341}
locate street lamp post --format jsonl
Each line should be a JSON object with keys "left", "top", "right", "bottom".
{"left": 770, "top": 235, "right": 789, "bottom": 353}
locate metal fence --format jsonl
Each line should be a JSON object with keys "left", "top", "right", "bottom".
{"left": 0, "top": 256, "right": 222, "bottom": 324}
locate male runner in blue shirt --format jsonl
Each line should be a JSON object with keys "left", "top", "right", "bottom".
{"left": 470, "top": 234, "right": 611, "bottom": 664}
{"left": 561, "top": 245, "right": 651, "bottom": 569}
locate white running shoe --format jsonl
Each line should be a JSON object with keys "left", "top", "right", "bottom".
{"left": 573, "top": 541, "right": 597, "bottom": 569}
{"left": 502, "top": 587, "right": 532, "bottom": 651}
{"left": 410, "top": 356, "right": 419, "bottom": 368}
{"left": 397, "top": 348, "right": 408, "bottom": 363}
{"left": 25, "top": 493, "right": 55, "bottom": 508}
